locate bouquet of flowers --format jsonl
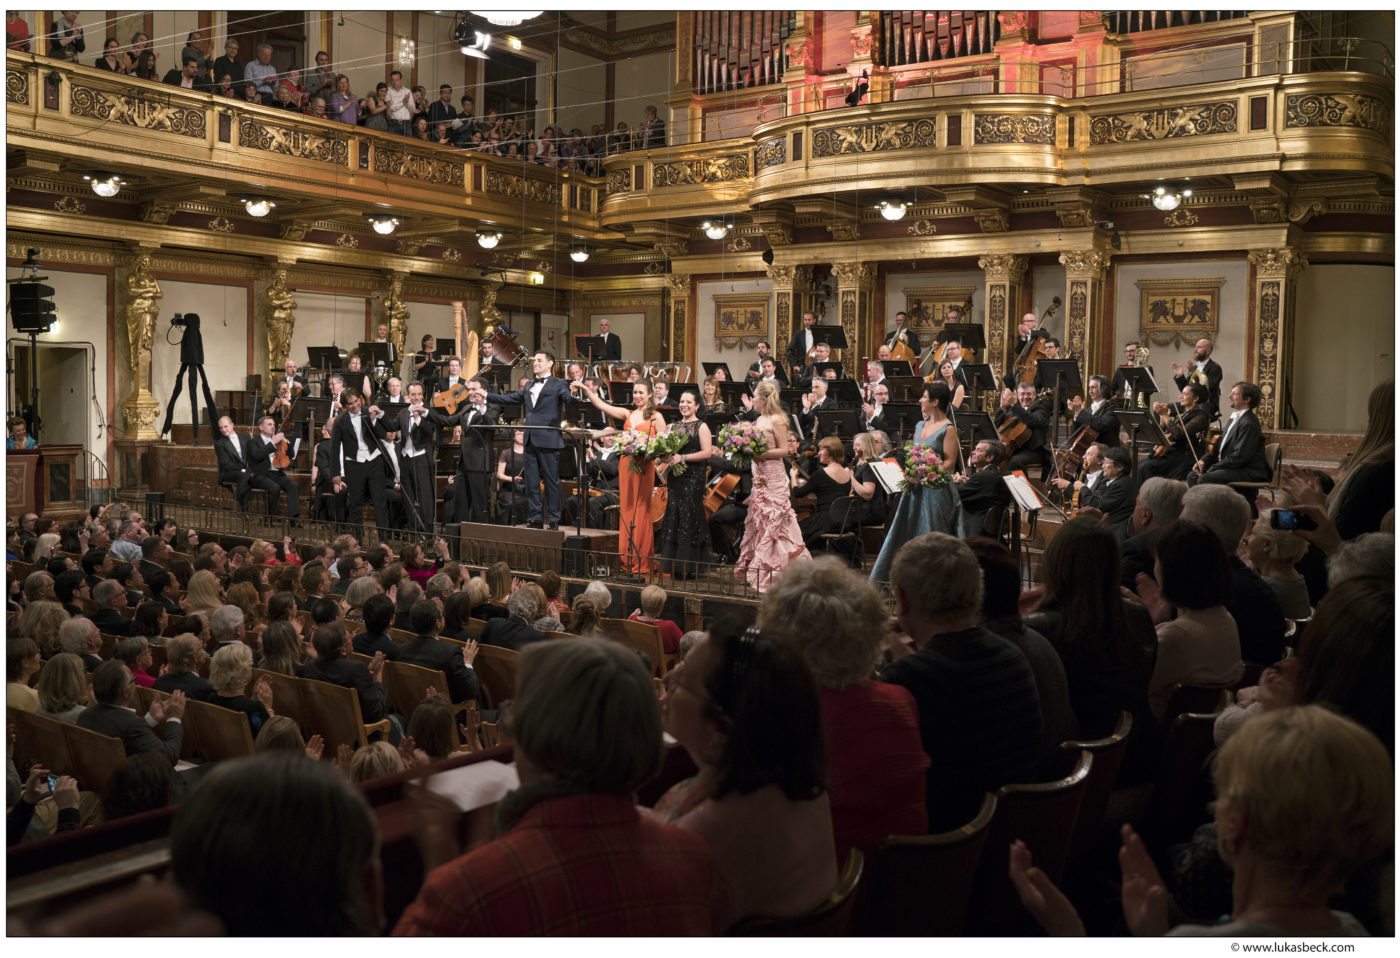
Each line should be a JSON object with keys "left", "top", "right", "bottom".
{"left": 647, "top": 431, "right": 690, "bottom": 477}
{"left": 611, "top": 430, "right": 654, "bottom": 473}
{"left": 898, "top": 440, "right": 952, "bottom": 490}
{"left": 716, "top": 421, "right": 770, "bottom": 470}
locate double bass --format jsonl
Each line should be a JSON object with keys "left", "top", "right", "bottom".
{"left": 1013, "top": 297, "right": 1060, "bottom": 386}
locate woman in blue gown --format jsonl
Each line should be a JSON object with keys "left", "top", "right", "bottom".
{"left": 870, "top": 381, "right": 966, "bottom": 582}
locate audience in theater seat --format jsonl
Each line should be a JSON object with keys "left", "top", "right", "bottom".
{"left": 152, "top": 633, "right": 213, "bottom": 701}
{"left": 299, "top": 622, "right": 389, "bottom": 727}
{"left": 77, "top": 661, "right": 186, "bottom": 764}
{"left": 7, "top": 636, "right": 41, "bottom": 712}
{"left": 396, "top": 637, "right": 714, "bottom": 935}
{"left": 35, "top": 652, "right": 90, "bottom": 723}
{"left": 757, "top": 558, "right": 928, "bottom": 864}
{"left": 652, "top": 615, "right": 837, "bottom": 931}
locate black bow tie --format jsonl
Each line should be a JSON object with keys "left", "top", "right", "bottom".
{"left": 535, "top": 375, "right": 549, "bottom": 382}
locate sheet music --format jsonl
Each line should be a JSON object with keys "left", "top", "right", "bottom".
{"left": 871, "top": 458, "right": 906, "bottom": 494}
{"left": 1004, "top": 470, "right": 1043, "bottom": 511}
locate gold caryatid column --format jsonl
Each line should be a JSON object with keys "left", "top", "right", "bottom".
{"left": 385, "top": 272, "right": 410, "bottom": 360}
{"left": 1058, "top": 249, "right": 1113, "bottom": 375}
{"left": 665, "top": 273, "right": 692, "bottom": 363}
{"left": 120, "top": 251, "right": 162, "bottom": 439}
{"left": 978, "top": 253, "right": 1029, "bottom": 389}
{"left": 767, "top": 265, "right": 812, "bottom": 364}
{"left": 1247, "top": 247, "right": 1307, "bottom": 429}
{"left": 831, "top": 262, "right": 877, "bottom": 378}
{"left": 479, "top": 278, "right": 502, "bottom": 338}
{"left": 265, "top": 267, "right": 297, "bottom": 391}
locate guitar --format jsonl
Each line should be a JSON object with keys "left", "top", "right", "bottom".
{"left": 432, "top": 381, "right": 471, "bottom": 416}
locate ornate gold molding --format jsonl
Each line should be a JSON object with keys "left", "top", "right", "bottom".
{"left": 1058, "top": 249, "right": 1112, "bottom": 278}
{"left": 606, "top": 168, "right": 631, "bottom": 194}
{"left": 1285, "top": 93, "right": 1390, "bottom": 135}
{"left": 755, "top": 137, "right": 787, "bottom": 171}
{"left": 973, "top": 114, "right": 1055, "bottom": 145}
{"left": 485, "top": 169, "right": 560, "bottom": 203}
{"left": 7, "top": 239, "right": 115, "bottom": 266}
{"left": 53, "top": 196, "right": 86, "bottom": 214}
{"left": 1089, "top": 100, "right": 1237, "bottom": 144}
{"left": 652, "top": 154, "right": 750, "bottom": 186}
{"left": 1164, "top": 208, "right": 1200, "bottom": 227}
{"left": 265, "top": 268, "right": 297, "bottom": 381}
{"left": 831, "top": 262, "right": 877, "bottom": 287}
{"left": 810, "top": 118, "right": 936, "bottom": 157}
{"left": 978, "top": 254, "right": 1028, "bottom": 284}
{"left": 206, "top": 216, "right": 235, "bottom": 233}
{"left": 71, "top": 84, "right": 207, "bottom": 138}
{"left": 7, "top": 68, "right": 28, "bottom": 104}
{"left": 973, "top": 209, "right": 1010, "bottom": 233}
{"left": 373, "top": 147, "right": 465, "bottom": 186}
{"left": 907, "top": 219, "right": 937, "bottom": 236}
{"left": 237, "top": 115, "right": 348, "bottom": 164}
{"left": 1248, "top": 247, "right": 1307, "bottom": 280}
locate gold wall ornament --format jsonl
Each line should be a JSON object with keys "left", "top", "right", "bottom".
{"left": 907, "top": 219, "right": 937, "bottom": 236}
{"left": 1058, "top": 250, "right": 1112, "bottom": 277}
{"left": 1089, "top": 100, "right": 1237, "bottom": 144}
{"left": 140, "top": 201, "right": 177, "bottom": 224}
{"left": 828, "top": 221, "right": 861, "bottom": 242}
{"left": 1055, "top": 205, "right": 1095, "bottom": 229}
{"left": 653, "top": 239, "right": 689, "bottom": 259}
{"left": 1248, "top": 247, "right": 1307, "bottom": 280}
{"left": 206, "top": 216, "right": 235, "bottom": 233}
{"left": 643, "top": 261, "right": 666, "bottom": 275}
{"left": 385, "top": 274, "right": 410, "bottom": 361}
{"left": 667, "top": 275, "right": 691, "bottom": 363}
{"left": 395, "top": 239, "right": 424, "bottom": 256}
{"left": 712, "top": 293, "right": 768, "bottom": 351}
{"left": 53, "top": 196, "right": 86, "bottom": 214}
{"left": 335, "top": 233, "right": 359, "bottom": 249}
{"left": 810, "top": 118, "right": 936, "bottom": 157}
{"left": 605, "top": 168, "right": 632, "bottom": 195}
{"left": 122, "top": 253, "right": 162, "bottom": 438}
{"left": 485, "top": 169, "right": 559, "bottom": 203}
{"left": 7, "top": 69, "right": 29, "bottom": 104}
{"left": 1255, "top": 281, "right": 1282, "bottom": 424}
{"left": 1163, "top": 208, "right": 1199, "bottom": 227}
{"left": 237, "top": 116, "right": 348, "bottom": 165}
{"left": 372, "top": 147, "right": 465, "bottom": 186}
{"left": 973, "top": 113, "right": 1055, "bottom": 145}
{"left": 726, "top": 236, "right": 752, "bottom": 253}
{"left": 757, "top": 220, "right": 794, "bottom": 247}
{"left": 755, "top": 137, "right": 787, "bottom": 170}
{"left": 278, "top": 219, "right": 311, "bottom": 241}
{"left": 121, "top": 396, "right": 160, "bottom": 437}
{"left": 1136, "top": 277, "right": 1223, "bottom": 348}
{"left": 480, "top": 280, "right": 501, "bottom": 329}
{"left": 1285, "top": 93, "right": 1390, "bottom": 135}
{"left": 652, "top": 153, "right": 751, "bottom": 187}
{"left": 979, "top": 254, "right": 1027, "bottom": 393}
{"left": 265, "top": 268, "right": 297, "bottom": 382}
{"left": 490, "top": 250, "right": 517, "bottom": 268}
{"left": 70, "top": 84, "right": 207, "bottom": 138}
{"left": 973, "top": 209, "right": 1010, "bottom": 233}
{"left": 441, "top": 247, "right": 461, "bottom": 263}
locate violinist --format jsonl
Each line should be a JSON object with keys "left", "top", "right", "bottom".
{"left": 394, "top": 381, "right": 450, "bottom": 529}
{"left": 252, "top": 415, "right": 302, "bottom": 518}
{"left": 1050, "top": 441, "right": 1105, "bottom": 499}
{"left": 1077, "top": 446, "right": 1136, "bottom": 537}
{"left": 277, "top": 359, "right": 306, "bottom": 396}
{"left": 884, "top": 310, "right": 922, "bottom": 355}
{"left": 933, "top": 360, "right": 966, "bottom": 410}
{"left": 267, "top": 380, "right": 296, "bottom": 421}
{"left": 1066, "top": 374, "right": 1120, "bottom": 447}
{"left": 789, "top": 436, "right": 853, "bottom": 556}
{"left": 861, "top": 382, "right": 892, "bottom": 434}
{"left": 1139, "top": 382, "right": 1209, "bottom": 482}
{"left": 995, "top": 382, "right": 1052, "bottom": 475}
{"left": 1029, "top": 338, "right": 1065, "bottom": 392}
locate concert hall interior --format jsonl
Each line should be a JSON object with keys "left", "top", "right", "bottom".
{"left": 4, "top": 10, "right": 1395, "bottom": 938}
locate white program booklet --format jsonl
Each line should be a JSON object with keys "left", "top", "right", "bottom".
{"left": 426, "top": 759, "right": 520, "bottom": 812}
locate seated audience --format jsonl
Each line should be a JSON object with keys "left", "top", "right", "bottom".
{"left": 36, "top": 652, "right": 91, "bottom": 722}
{"left": 396, "top": 599, "right": 481, "bottom": 705}
{"left": 300, "top": 622, "right": 389, "bottom": 726}
{"left": 353, "top": 593, "right": 400, "bottom": 659}
{"left": 102, "top": 751, "right": 178, "bottom": 822}
{"left": 7, "top": 636, "right": 41, "bottom": 711}
{"left": 629, "top": 584, "right": 683, "bottom": 656}
{"left": 153, "top": 633, "right": 213, "bottom": 700}
{"left": 207, "top": 643, "right": 274, "bottom": 735}
{"left": 77, "top": 660, "right": 185, "bottom": 763}
{"left": 112, "top": 636, "right": 156, "bottom": 688}
{"left": 1241, "top": 511, "right": 1312, "bottom": 619}
{"left": 479, "top": 588, "right": 545, "bottom": 651}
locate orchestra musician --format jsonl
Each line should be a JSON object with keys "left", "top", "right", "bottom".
{"left": 479, "top": 339, "right": 508, "bottom": 365}
{"left": 1189, "top": 381, "right": 1269, "bottom": 487}
{"left": 952, "top": 439, "right": 1011, "bottom": 534}
{"left": 797, "top": 376, "right": 839, "bottom": 437}
{"left": 267, "top": 380, "right": 295, "bottom": 421}
{"left": 747, "top": 340, "right": 773, "bottom": 381}
{"left": 344, "top": 354, "right": 373, "bottom": 401}
{"left": 865, "top": 360, "right": 887, "bottom": 392}
{"left": 1050, "top": 441, "right": 1105, "bottom": 500}
{"left": 1076, "top": 446, "right": 1137, "bottom": 537}
{"left": 1172, "top": 337, "right": 1223, "bottom": 420}
{"left": 564, "top": 437, "right": 619, "bottom": 531}
{"left": 276, "top": 360, "right": 306, "bottom": 395}
{"left": 700, "top": 376, "right": 726, "bottom": 414}
{"left": 378, "top": 376, "right": 407, "bottom": 407}
{"left": 752, "top": 357, "right": 783, "bottom": 391}
{"left": 861, "top": 382, "right": 892, "bottom": 434}
{"left": 328, "top": 390, "right": 393, "bottom": 534}
{"left": 1004, "top": 313, "right": 1051, "bottom": 389}
{"left": 932, "top": 360, "right": 966, "bottom": 410}
{"left": 435, "top": 356, "right": 467, "bottom": 396}
{"left": 393, "top": 382, "right": 450, "bottom": 531}
{"left": 1110, "top": 341, "right": 1155, "bottom": 403}
{"left": 1138, "top": 382, "right": 1209, "bottom": 482}
{"left": 596, "top": 317, "right": 622, "bottom": 362}
{"left": 444, "top": 379, "right": 499, "bottom": 525}
{"left": 413, "top": 334, "right": 441, "bottom": 385}
{"left": 785, "top": 311, "right": 818, "bottom": 378}
{"left": 372, "top": 323, "right": 397, "bottom": 363}
{"left": 799, "top": 342, "right": 833, "bottom": 389}
{"left": 1066, "top": 374, "right": 1120, "bottom": 447}
{"left": 995, "top": 382, "right": 1052, "bottom": 476}
{"left": 311, "top": 421, "right": 346, "bottom": 522}
{"left": 250, "top": 415, "right": 302, "bottom": 518}
{"left": 885, "top": 310, "right": 922, "bottom": 355}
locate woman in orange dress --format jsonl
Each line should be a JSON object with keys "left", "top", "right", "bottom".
{"left": 578, "top": 380, "right": 667, "bottom": 575}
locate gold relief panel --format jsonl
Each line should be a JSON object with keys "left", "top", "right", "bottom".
{"left": 755, "top": 137, "right": 786, "bottom": 171}
{"left": 53, "top": 196, "right": 87, "bottom": 214}
{"left": 7, "top": 69, "right": 28, "bottom": 104}
{"left": 712, "top": 293, "right": 768, "bottom": 351}
{"left": 652, "top": 153, "right": 750, "bottom": 187}
{"left": 901, "top": 285, "right": 977, "bottom": 335}
{"left": 1255, "top": 281, "right": 1282, "bottom": 425}
{"left": 606, "top": 168, "right": 631, "bottom": 195}
{"left": 907, "top": 219, "right": 937, "bottom": 236}
{"left": 372, "top": 149, "right": 465, "bottom": 187}
{"left": 1163, "top": 208, "right": 1199, "bottom": 227}
{"left": 485, "top": 170, "right": 559, "bottom": 203}
{"left": 810, "top": 118, "right": 936, "bottom": 157}
{"left": 238, "top": 116, "right": 348, "bottom": 164}
{"left": 1066, "top": 280, "right": 1089, "bottom": 360}
{"left": 1285, "top": 93, "right": 1390, "bottom": 136}
{"left": 71, "top": 85, "right": 207, "bottom": 138}
{"left": 972, "top": 114, "right": 1055, "bottom": 145}
{"left": 1136, "top": 277, "right": 1222, "bottom": 348}
{"left": 206, "top": 216, "right": 235, "bottom": 233}
{"left": 726, "top": 236, "right": 752, "bottom": 253}
{"left": 1088, "top": 100, "right": 1237, "bottom": 144}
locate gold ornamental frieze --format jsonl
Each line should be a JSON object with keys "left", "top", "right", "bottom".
{"left": 372, "top": 147, "right": 465, "bottom": 186}
{"left": 7, "top": 69, "right": 27, "bottom": 104}
{"left": 484, "top": 169, "right": 559, "bottom": 203}
{"left": 1285, "top": 93, "right": 1390, "bottom": 136}
{"left": 652, "top": 153, "right": 751, "bottom": 187}
{"left": 605, "top": 168, "right": 631, "bottom": 194}
{"left": 71, "top": 84, "right": 206, "bottom": 138}
{"left": 1088, "top": 100, "right": 1236, "bottom": 144}
{"left": 972, "top": 114, "right": 1055, "bottom": 145}
{"left": 237, "top": 116, "right": 347, "bottom": 164}
{"left": 810, "top": 118, "right": 936, "bottom": 157}
{"left": 755, "top": 137, "right": 787, "bottom": 170}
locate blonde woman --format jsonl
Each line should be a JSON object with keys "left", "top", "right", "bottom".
{"left": 735, "top": 380, "right": 810, "bottom": 593}
{"left": 182, "top": 569, "right": 223, "bottom": 620}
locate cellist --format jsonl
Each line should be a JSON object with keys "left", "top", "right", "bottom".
{"left": 884, "top": 310, "right": 922, "bottom": 357}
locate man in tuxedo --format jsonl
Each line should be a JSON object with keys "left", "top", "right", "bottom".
{"left": 752, "top": 357, "right": 783, "bottom": 391}
{"left": 747, "top": 341, "right": 773, "bottom": 381}
{"left": 652, "top": 381, "right": 672, "bottom": 408}
{"left": 885, "top": 310, "right": 922, "bottom": 356}
{"left": 393, "top": 382, "right": 450, "bottom": 531}
{"left": 565, "top": 437, "right": 619, "bottom": 530}
{"left": 215, "top": 415, "right": 287, "bottom": 512}
{"left": 480, "top": 339, "right": 509, "bottom": 365}
{"left": 276, "top": 359, "right": 306, "bottom": 396}
{"left": 798, "top": 376, "right": 835, "bottom": 436}
{"left": 311, "top": 421, "right": 346, "bottom": 522}
{"left": 865, "top": 359, "right": 887, "bottom": 392}
{"left": 1190, "top": 381, "right": 1269, "bottom": 486}
{"left": 1111, "top": 341, "right": 1156, "bottom": 405}
{"left": 78, "top": 661, "right": 185, "bottom": 763}
{"left": 861, "top": 383, "right": 892, "bottom": 435}
{"left": 994, "top": 383, "right": 1051, "bottom": 475}
{"left": 1173, "top": 337, "right": 1224, "bottom": 420}
{"left": 952, "top": 439, "right": 1011, "bottom": 533}
{"left": 373, "top": 322, "right": 397, "bottom": 364}
{"left": 597, "top": 317, "right": 622, "bottom": 362}
{"left": 785, "top": 311, "right": 818, "bottom": 378}
{"left": 1077, "top": 446, "right": 1137, "bottom": 536}
{"left": 396, "top": 599, "right": 482, "bottom": 704}
{"left": 484, "top": 351, "right": 572, "bottom": 529}
{"left": 799, "top": 342, "right": 833, "bottom": 390}
{"left": 251, "top": 415, "right": 302, "bottom": 518}
{"left": 436, "top": 357, "right": 467, "bottom": 397}
{"left": 447, "top": 379, "right": 500, "bottom": 524}
{"left": 328, "top": 391, "right": 392, "bottom": 532}
{"left": 1051, "top": 442, "right": 1105, "bottom": 500}
{"left": 1004, "top": 313, "right": 1051, "bottom": 388}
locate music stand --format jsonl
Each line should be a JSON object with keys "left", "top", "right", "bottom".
{"left": 433, "top": 336, "right": 457, "bottom": 359}
{"left": 1117, "top": 409, "right": 1169, "bottom": 480}
{"left": 827, "top": 379, "right": 863, "bottom": 407}
{"left": 954, "top": 409, "right": 999, "bottom": 449}
{"left": 885, "top": 375, "right": 925, "bottom": 403}
{"left": 574, "top": 335, "right": 605, "bottom": 363}
{"left": 717, "top": 381, "right": 750, "bottom": 411}
{"left": 942, "top": 323, "right": 985, "bottom": 351}
{"left": 357, "top": 342, "right": 392, "bottom": 366}
{"left": 306, "top": 346, "right": 342, "bottom": 372}
{"left": 701, "top": 362, "right": 733, "bottom": 381}
{"left": 1036, "top": 358, "right": 1082, "bottom": 445}
{"left": 882, "top": 402, "right": 922, "bottom": 441}
{"left": 813, "top": 408, "right": 860, "bottom": 442}
{"left": 958, "top": 363, "right": 997, "bottom": 412}
{"left": 879, "top": 360, "right": 914, "bottom": 377}
{"left": 811, "top": 324, "right": 848, "bottom": 351}
{"left": 1120, "top": 366, "right": 1159, "bottom": 407}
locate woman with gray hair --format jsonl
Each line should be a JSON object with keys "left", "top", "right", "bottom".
{"left": 207, "top": 642, "right": 274, "bottom": 735}
{"left": 757, "top": 556, "right": 928, "bottom": 862}
{"left": 395, "top": 637, "right": 714, "bottom": 935}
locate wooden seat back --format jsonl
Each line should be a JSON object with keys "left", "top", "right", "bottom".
{"left": 297, "top": 676, "right": 392, "bottom": 750}
{"left": 542, "top": 630, "right": 575, "bottom": 641}
{"left": 1056, "top": 711, "right": 1133, "bottom": 866}
{"left": 8, "top": 707, "right": 77, "bottom": 778}
{"left": 387, "top": 627, "right": 415, "bottom": 645}
{"left": 62, "top": 721, "right": 129, "bottom": 795}
{"left": 382, "top": 659, "right": 449, "bottom": 717}
{"left": 250, "top": 668, "right": 306, "bottom": 731}
{"left": 1163, "top": 683, "right": 1231, "bottom": 727}
{"left": 184, "top": 698, "right": 255, "bottom": 762}
{"left": 967, "top": 750, "right": 1093, "bottom": 934}
{"left": 1142, "top": 709, "right": 1224, "bottom": 853}
{"left": 472, "top": 644, "right": 520, "bottom": 709}
{"left": 729, "top": 848, "right": 864, "bottom": 936}
{"left": 854, "top": 793, "right": 997, "bottom": 936}
{"left": 466, "top": 617, "right": 488, "bottom": 639}
{"left": 98, "top": 633, "right": 120, "bottom": 660}
{"left": 599, "top": 617, "right": 668, "bottom": 677}
{"left": 147, "top": 644, "right": 168, "bottom": 674}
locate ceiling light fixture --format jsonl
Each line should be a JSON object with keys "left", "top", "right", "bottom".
{"left": 83, "top": 172, "right": 125, "bottom": 197}
{"left": 366, "top": 214, "right": 399, "bottom": 235}
{"left": 242, "top": 197, "right": 276, "bottom": 217}
{"left": 569, "top": 245, "right": 591, "bottom": 263}
{"left": 702, "top": 220, "right": 729, "bottom": 241}
{"left": 876, "top": 198, "right": 907, "bottom": 221}
{"left": 1149, "top": 184, "right": 1192, "bottom": 211}
{"left": 476, "top": 230, "right": 502, "bottom": 249}
{"left": 472, "top": 10, "right": 541, "bottom": 28}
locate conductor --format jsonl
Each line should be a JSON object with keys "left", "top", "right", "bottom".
{"left": 484, "top": 350, "right": 571, "bottom": 530}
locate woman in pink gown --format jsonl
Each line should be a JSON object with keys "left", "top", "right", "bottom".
{"left": 736, "top": 381, "right": 810, "bottom": 592}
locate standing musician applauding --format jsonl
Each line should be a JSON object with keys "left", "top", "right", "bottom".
{"left": 1139, "top": 382, "right": 1209, "bottom": 482}
{"left": 1172, "top": 337, "right": 1223, "bottom": 420}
